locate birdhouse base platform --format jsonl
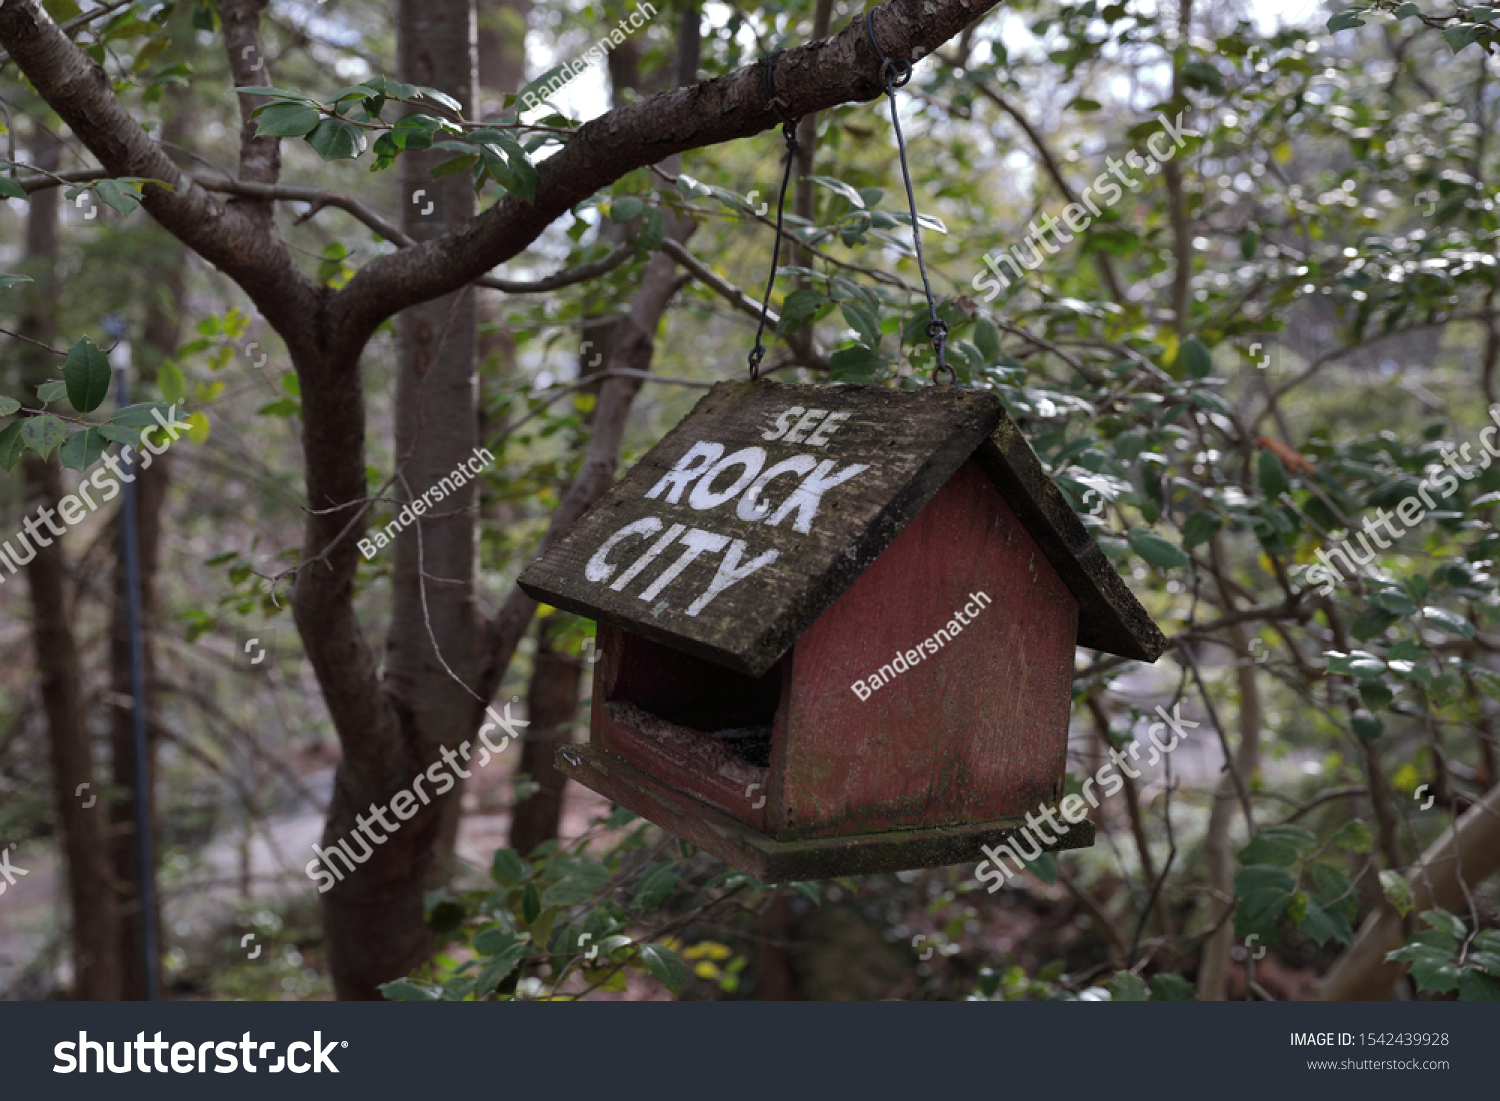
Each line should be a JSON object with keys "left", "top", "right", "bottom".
{"left": 557, "top": 743, "right": 1094, "bottom": 882}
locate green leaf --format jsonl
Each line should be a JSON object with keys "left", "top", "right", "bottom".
{"left": 776, "top": 290, "right": 830, "bottom": 334}
{"left": 307, "top": 117, "right": 367, "bottom": 161}
{"left": 1378, "top": 870, "right": 1413, "bottom": 917}
{"left": 1233, "top": 864, "right": 1297, "bottom": 938}
{"left": 93, "top": 178, "right": 139, "bottom": 216}
{"left": 1350, "top": 606, "right": 1399, "bottom": 641}
{"left": 631, "top": 862, "right": 680, "bottom": 911}
{"left": 1107, "top": 971, "right": 1149, "bottom": 1001}
{"left": 257, "top": 398, "right": 300, "bottom": 418}
{"left": 1458, "top": 968, "right": 1500, "bottom": 1000}
{"left": 639, "top": 943, "right": 686, "bottom": 996}
{"left": 1326, "top": 12, "right": 1366, "bottom": 32}
{"left": 840, "top": 302, "right": 882, "bottom": 349}
{"left": 157, "top": 361, "right": 185, "bottom": 406}
{"left": 64, "top": 338, "right": 112, "bottom": 414}
{"left": 378, "top": 980, "right": 440, "bottom": 1001}
{"left": 0, "top": 273, "right": 33, "bottom": 290}
{"left": 491, "top": 847, "right": 525, "bottom": 885}
{"left": 1257, "top": 448, "right": 1289, "bottom": 500}
{"left": 97, "top": 424, "right": 141, "bottom": 446}
{"left": 1326, "top": 651, "right": 1387, "bottom": 678}
{"left": 20, "top": 415, "right": 69, "bottom": 458}
{"left": 0, "top": 422, "right": 25, "bottom": 471}
{"left": 1443, "top": 24, "right": 1480, "bottom": 52}
{"left": 1149, "top": 973, "right": 1196, "bottom": 1001}
{"left": 0, "top": 396, "right": 19, "bottom": 417}
{"left": 1468, "top": 950, "right": 1500, "bottom": 978}
{"left": 473, "top": 926, "right": 522, "bottom": 958}
{"left": 1422, "top": 606, "right": 1474, "bottom": 638}
{"left": 1129, "top": 530, "right": 1189, "bottom": 569}
{"left": 109, "top": 402, "right": 171, "bottom": 428}
{"left": 1351, "top": 709, "right": 1383, "bottom": 743}
{"left": 474, "top": 949, "right": 524, "bottom": 995}
{"left": 1372, "top": 590, "right": 1417, "bottom": 616}
{"left": 516, "top": 65, "right": 569, "bottom": 110}
{"left": 59, "top": 427, "right": 107, "bottom": 472}
{"left": 1299, "top": 896, "right": 1355, "bottom": 947}
{"left": 1238, "top": 824, "right": 1316, "bottom": 867}
{"left": 1178, "top": 337, "right": 1213, "bottom": 379}
{"left": 0, "top": 178, "right": 27, "bottom": 201}
{"left": 805, "top": 175, "right": 866, "bottom": 209}
{"left": 1421, "top": 909, "right": 1468, "bottom": 941}
{"left": 254, "top": 100, "right": 321, "bottom": 138}
{"left": 610, "top": 196, "right": 645, "bottom": 222}
{"left": 1329, "top": 819, "right": 1374, "bottom": 854}
{"left": 1180, "top": 510, "right": 1222, "bottom": 549}
{"left": 827, "top": 346, "right": 888, "bottom": 384}
{"left": 974, "top": 318, "right": 1001, "bottom": 361}
{"left": 37, "top": 380, "right": 68, "bottom": 403}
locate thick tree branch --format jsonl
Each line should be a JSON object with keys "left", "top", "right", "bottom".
{"left": 0, "top": 0, "right": 315, "bottom": 337}
{"left": 330, "top": 0, "right": 1003, "bottom": 346}
{"left": 221, "top": 0, "right": 281, "bottom": 203}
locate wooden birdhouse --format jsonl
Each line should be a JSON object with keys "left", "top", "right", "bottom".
{"left": 518, "top": 381, "right": 1167, "bottom": 881}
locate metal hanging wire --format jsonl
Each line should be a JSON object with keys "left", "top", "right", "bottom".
{"left": 747, "top": 9, "right": 953, "bottom": 386}
{"left": 747, "top": 50, "right": 801, "bottom": 381}
{"left": 866, "top": 8, "right": 953, "bottom": 386}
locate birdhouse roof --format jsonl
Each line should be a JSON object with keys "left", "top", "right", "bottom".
{"left": 518, "top": 381, "right": 1167, "bottom": 677}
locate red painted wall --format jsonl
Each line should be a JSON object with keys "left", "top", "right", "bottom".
{"left": 773, "top": 458, "right": 1079, "bottom": 839}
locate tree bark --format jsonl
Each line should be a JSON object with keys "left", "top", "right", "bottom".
{"left": 508, "top": 614, "right": 582, "bottom": 856}
{"left": 16, "top": 128, "right": 122, "bottom": 1000}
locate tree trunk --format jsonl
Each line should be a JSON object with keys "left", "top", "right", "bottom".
{"left": 508, "top": 614, "right": 582, "bottom": 856}
{"left": 316, "top": 0, "right": 482, "bottom": 1000}
{"left": 17, "top": 129, "right": 122, "bottom": 1000}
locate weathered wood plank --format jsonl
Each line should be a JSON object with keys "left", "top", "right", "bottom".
{"left": 556, "top": 743, "right": 1094, "bottom": 881}
{"left": 520, "top": 381, "right": 1004, "bottom": 677}
{"left": 774, "top": 460, "right": 1079, "bottom": 839}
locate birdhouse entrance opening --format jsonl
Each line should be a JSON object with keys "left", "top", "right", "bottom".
{"left": 607, "top": 632, "right": 782, "bottom": 769}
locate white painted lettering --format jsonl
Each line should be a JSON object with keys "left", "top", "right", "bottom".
{"left": 645, "top": 441, "right": 723, "bottom": 504}
{"left": 687, "top": 447, "right": 767, "bottom": 511}
{"left": 806, "top": 411, "right": 851, "bottom": 447}
{"left": 761, "top": 407, "right": 804, "bottom": 442}
{"left": 768, "top": 460, "right": 870, "bottom": 533}
{"left": 639, "top": 528, "right": 730, "bottom": 602}
{"left": 783, "top": 408, "right": 827, "bottom": 445}
{"left": 736, "top": 455, "right": 818, "bottom": 522}
{"left": 686, "top": 539, "right": 781, "bottom": 615}
{"left": 610, "top": 522, "right": 687, "bottom": 592}
{"left": 585, "top": 517, "right": 663, "bottom": 583}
